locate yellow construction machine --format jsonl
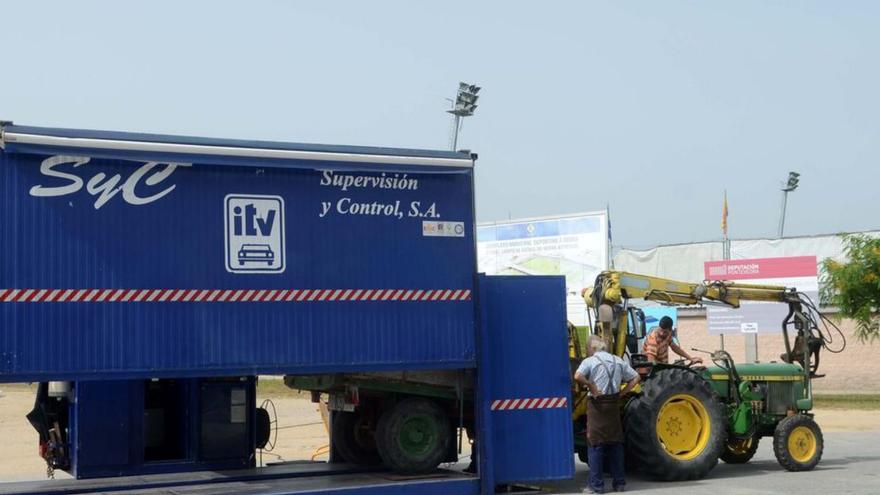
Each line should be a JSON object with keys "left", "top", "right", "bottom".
{"left": 569, "top": 270, "right": 843, "bottom": 480}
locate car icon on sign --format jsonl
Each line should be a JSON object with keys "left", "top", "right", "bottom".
{"left": 238, "top": 244, "right": 275, "bottom": 266}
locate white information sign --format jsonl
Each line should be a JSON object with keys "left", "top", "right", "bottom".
{"left": 477, "top": 212, "right": 608, "bottom": 325}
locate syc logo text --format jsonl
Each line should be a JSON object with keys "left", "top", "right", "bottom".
{"left": 28, "top": 155, "right": 190, "bottom": 209}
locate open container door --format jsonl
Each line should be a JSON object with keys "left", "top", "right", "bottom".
{"left": 477, "top": 275, "right": 574, "bottom": 488}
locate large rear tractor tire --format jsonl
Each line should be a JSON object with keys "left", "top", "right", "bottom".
{"left": 773, "top": 414, "right": 823, "bottom": 471}
{"left": 375, "top": 398, "right": 451, "bottom": 474}
{"left": 332, "top": 410, "right": 382, "bottom": 466}
{"left": 720, "top": 436, "right": 760, "bottom": 464}
{"left": 624, "top": 368, "right": 727, "bottom": 481}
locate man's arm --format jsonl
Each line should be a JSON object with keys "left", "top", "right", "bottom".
{"left": 620, "top": 375, "right": 640, "bottom": 396}
{"left": 670, "top": 341, "right": 703, "bottom": 363}
{"left": 574, "top": 371, "right": 601, "bottom": 397}
{"left": 619, "top": 360, "right": 641, "bottom": 396}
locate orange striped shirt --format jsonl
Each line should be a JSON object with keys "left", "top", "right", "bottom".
{"left": 642, "top": 329, "right": 674, "bottom": 364}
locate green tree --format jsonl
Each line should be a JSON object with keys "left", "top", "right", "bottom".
{"left": 821, "top": 235, "right": 880, "bottom": 342}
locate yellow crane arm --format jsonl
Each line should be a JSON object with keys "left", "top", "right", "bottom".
{"left": 583, "top": 271, "right": 802, "bottom": 357}
{"left": 587, "top": 271, "right": 798, "bottom": 309}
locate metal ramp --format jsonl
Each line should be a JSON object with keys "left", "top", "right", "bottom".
{"left": 0, "top": 463, "right": 479, "bottom": 495}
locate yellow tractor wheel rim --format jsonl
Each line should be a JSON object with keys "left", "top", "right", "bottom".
{"left": 656, "top": 393, "right": 712, "bottom": 460}
{"left": 728, "top": 437, "right": 753, "bottom": 455}
{"left": 788, "top": 426, "right": 817, "bottom": 463}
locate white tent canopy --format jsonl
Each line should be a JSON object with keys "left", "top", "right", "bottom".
{"left": 613, "top": 230, "right": 880, "bottom": 284}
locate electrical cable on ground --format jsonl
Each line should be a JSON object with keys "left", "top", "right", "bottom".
{"left": 276, "top": 421, "right": 325, "bottom": 431}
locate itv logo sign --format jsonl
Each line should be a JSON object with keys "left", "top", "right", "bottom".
{"left": 224, "top": 194, "right": 285, "bottom": 274}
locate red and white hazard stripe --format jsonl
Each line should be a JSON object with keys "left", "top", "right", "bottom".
{"left": 0, "top": 288, "right": 472, "bottom": 303}
{"left": 490, "top": 396, "right": 569, "bottom": 411}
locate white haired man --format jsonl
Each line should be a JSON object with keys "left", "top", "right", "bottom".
{"left": 574, "top": 336, "right": 640, "bottom": 494}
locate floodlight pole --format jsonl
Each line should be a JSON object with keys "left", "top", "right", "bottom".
{"left": 451, "top": 114, "right": 462, "bottom": 151}
{"left": 777, "top": 171, "right": 800, "bottom": 238}
{"left": 777, "top": 190, "right": 790, "bottom": 238}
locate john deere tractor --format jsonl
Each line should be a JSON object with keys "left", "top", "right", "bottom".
{"left": 571, "top": 270, "right": 841, "bottom": 481}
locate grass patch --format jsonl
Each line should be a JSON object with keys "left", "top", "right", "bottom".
{"left": 257, "top": 377, "right": 311, "bottom": 399}
{"left": 0, "top": 383, "right": 37, "bottom": 392}
{"left": 813, "top": 394, "right": 880, "bottom": 410}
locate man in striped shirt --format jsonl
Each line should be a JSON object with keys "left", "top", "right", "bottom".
{"left": 642, "top": 316, "right": 703, "bottom": 365}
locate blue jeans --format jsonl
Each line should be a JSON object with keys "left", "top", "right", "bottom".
{"left": 587, "top": 442, "right": 625, "bottom": 492}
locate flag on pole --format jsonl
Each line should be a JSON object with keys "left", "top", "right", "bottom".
{"left": 721, "top": 191, "right": 729, "bottom": 238}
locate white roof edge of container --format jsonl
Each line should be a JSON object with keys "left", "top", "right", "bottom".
{"left": 0, "top": 122, "right": 475, "bottom": 168}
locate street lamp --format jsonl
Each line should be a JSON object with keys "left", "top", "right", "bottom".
{"left": 447, "top": 82, "right": 480, "bottom": 151}
{"left": 777, "top": 171, "right": 800, "bottom": 238}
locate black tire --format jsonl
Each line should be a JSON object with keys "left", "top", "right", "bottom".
{"left": 773, "top": 414, "right": 823, "bottom": 471}
{"left": 624, "top": 368, "right": 727, "bottom": 481}
{"left": 332, "top": 410, "right": 381, "bottom": 466}
{"left": 255, "top": 407, "right": 271, "bottom": 450}
{"left": 720, "top": 436, "right": 759, "bottom": 464}
{"left": 375, "top": 398, "right": 451, "bottom": 474}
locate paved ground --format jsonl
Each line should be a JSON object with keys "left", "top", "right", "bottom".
{"left": 544, "top": 431, "right": 880, "bottom": 494}
{"left": 2, "top": 384, "right": 878, "bottom": 492}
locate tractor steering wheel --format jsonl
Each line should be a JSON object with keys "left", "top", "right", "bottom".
{"left": 674, "top": 358, "right": 703, "bottom": 369}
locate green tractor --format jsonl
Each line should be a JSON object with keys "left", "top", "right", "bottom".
{"left": 573, "top": 270, "right": 841, "bottom": 480}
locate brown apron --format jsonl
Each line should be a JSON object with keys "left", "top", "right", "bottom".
{"left": 587, "top": 394, "right": 623, "bottom": 446}
{"left": 586, "top": 355, "right": 623, "bottom": 446}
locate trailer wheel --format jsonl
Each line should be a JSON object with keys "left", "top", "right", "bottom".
{"left": 720, "top": 436, "right": 759, "bottom": 464}
{"left": 332, "top": 410, "right": 381, "bottom": 465}
{"left": 624, "top": 368, "right": 727, "bottom": 481}
{"left": 375, "top": 398, "right": 451, "bottom": 474}
{"left": 773, "top": 414, "right": 823, "bottom": 471}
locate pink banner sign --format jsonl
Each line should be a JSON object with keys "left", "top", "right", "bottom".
{"left": 704, "top": 255, "right": 818, "bottom": 335}
{"left": 705, "top": 255, "right": 817, "bottom": 281}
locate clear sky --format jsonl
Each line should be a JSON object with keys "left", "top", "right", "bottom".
{"left": 2, "top": 1, "right": 877, "bottom": 248}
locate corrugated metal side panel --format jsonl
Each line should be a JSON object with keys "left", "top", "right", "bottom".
{"left": 0, "top": 149, "right": 476, "bottom": 381}
{"left": 480, "top": 275, "right": 573, "bottom": 484}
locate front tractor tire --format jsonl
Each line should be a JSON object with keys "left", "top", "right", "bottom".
{"left": 624, "top": 368, "right": 727, "bottom": 481}
{"left": 375, "top": 398, "right": 452, "bottom": 474}
{"left": 773, "top": 414, "right": 823, "bottom": 471}
{"left": 720, "top": 436, "right": 760, "bottom": 464}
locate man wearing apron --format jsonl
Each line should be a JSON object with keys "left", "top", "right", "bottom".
{"left": 574, "top": 336, "right": 640, "bottom": 493}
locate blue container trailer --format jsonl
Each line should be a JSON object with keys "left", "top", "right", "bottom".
{"left": 0, "top": 122, "right": 573, "bottom": 494}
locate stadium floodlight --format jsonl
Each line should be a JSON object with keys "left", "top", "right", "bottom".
{"left": 447, "top": 82, "right": 481, "bottom": 150}
{"left": 784, "top": 171, "right": 800, "bottom": 192}
{"left": 778, "top": 171, "right": 801, "bottom": 237}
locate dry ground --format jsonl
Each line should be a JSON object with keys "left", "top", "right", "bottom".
{"left": 0, "top": 382, "right": 876, "bottom": 483}
{"left": 0, "top": 382, "right": 336, "bottom": 483}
